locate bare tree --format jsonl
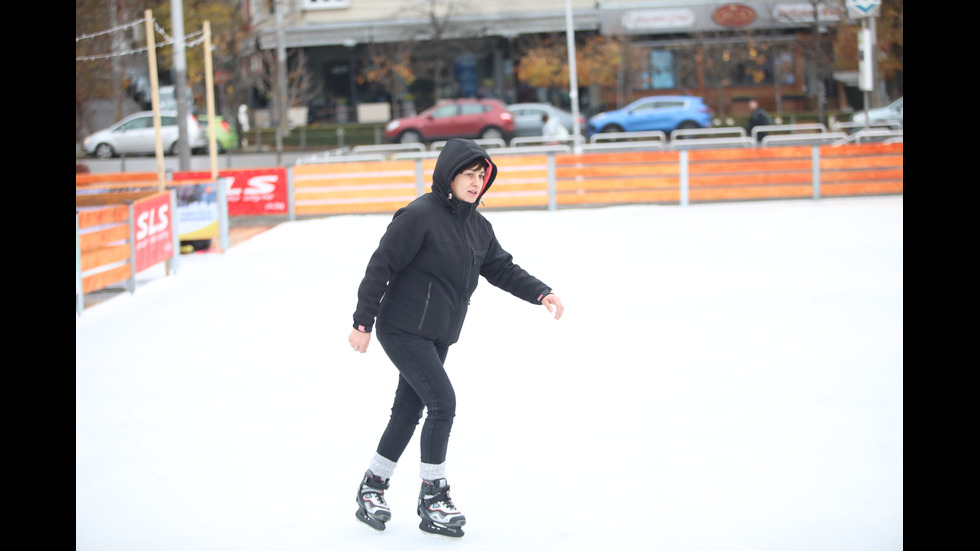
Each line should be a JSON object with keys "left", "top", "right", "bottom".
{"left": 359, "top": 0, "right": 496, "bottom": 112}
{"left": 243, "top": 47, "right": 322, "bottom": 126}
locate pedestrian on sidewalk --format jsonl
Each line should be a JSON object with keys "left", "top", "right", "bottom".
{"left": 747, "top": 98, "right": 774, "bottom": 142}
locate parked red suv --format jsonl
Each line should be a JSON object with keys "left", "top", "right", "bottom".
{"left": 385, "top": 99, "right": 515, "bottom": 144}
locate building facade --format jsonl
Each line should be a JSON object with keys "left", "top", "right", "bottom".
{"left": 243, "top": 0, "right": 861, "bottom": 123}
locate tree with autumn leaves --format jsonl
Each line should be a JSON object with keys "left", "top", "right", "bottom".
{"left": 516, "top": 34, "right": 639, "bottom": 114}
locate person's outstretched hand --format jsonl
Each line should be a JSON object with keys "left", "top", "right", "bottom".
{"left": 542, "top": 293, "right": 564, "bottom": 320}
{"left": 349, "top": 328, "right": 371, "bottom": 353}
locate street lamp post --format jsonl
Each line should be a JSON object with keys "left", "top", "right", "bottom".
{"left": 565, "top": 0, "right": 581, "bottom": 152}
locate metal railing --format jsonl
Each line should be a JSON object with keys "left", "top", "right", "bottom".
{"left": 291, "top": 123, "right": 901, "bottom": 162}
{"left": 761, "top": 133, "right": 848, "bottom": 147}
{"left": 590, "top": 130, "right": 667, "bottom": 144}
{"left": 579, "top": 140, "right": 665, "bottom": 152}
{"left": 751, "top": 123, "right": 828, "bottom": 143}
{"left": 671, "top": 136, "right": 756, "bottom": 150}
{"left": 670, "top": 127, "right": 748, "bottom": 140}
{"left": 509, "top": 135, "right": 584, "bottom": 148}
{"left": 430, "top": 138, "right": 506, "bottom": 151}
{"left": 830, "top": 120, "right": 903, "bottom": 133}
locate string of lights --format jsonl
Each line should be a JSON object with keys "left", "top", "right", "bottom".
{"left": 75, "top": 17, "right": 147, "bottom": 43}
{"left": 76, "top": 17, "right": 205, "bottom": 61}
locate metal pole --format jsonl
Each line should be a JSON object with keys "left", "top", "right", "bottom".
{"left": 861, "top": 18, "right": 870, "bottom": 131}
{"left": 415, "top": 159, "right": 425, "bottom": 196}
{"left": 679, "top": 150, "right": 689, "bottom": 207}
{"left": 564, "top": 0, "right": 581, "bottom": 153}
{"left": 287, "top": 166, "right": 296, "bottom": 222}
{"left": 171, "top": 0, "right": 192, "bottom": 168}
{"left": 127, "top": 201, "right": 137, "bottom": 293}
{"left": 169, "top": 189, "right": 180, "bottom": 274}
{"left": 811, "top": 145, "right": 821, "bottom": 200}
{"left": 76, "top": 211, "right": 84, "bottom": 315}
{"left": 275, "top": 0, "right": 288, "bottom": 163}
{"left": 547, "top": 153, "right": 557, "bottom": 211}
{"left": 217, "top": 176, "right": 230, "bottom": 252}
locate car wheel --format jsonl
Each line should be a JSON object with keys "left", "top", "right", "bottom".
{"left": 480, "top": 127, "right": 504, "bottom": 141}
{"left": 677, "top": 120, "right": 701, "bottom": 130}
{"left": 398, "top": 130, "right": 422, "bottom": 144}
{"left": 601, "top": 124, "right": 624, "bottom": 134}
{"left": 94, "top": 143, "right": 115, "bottom": 159}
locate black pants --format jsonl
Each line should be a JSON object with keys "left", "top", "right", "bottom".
{"left": 375, "top": 324, "right": 455, "bottom": 466}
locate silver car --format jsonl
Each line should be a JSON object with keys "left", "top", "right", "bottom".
{"left": 507, "top": 102, "right": 584, "bottom": 137}
{"left": 83, "top": 110, "right": 207, "bottom": 159}
{"left": 850, "top": 97, "right": 903, "bottom": 127}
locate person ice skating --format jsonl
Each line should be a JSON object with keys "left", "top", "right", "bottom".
{"left": 349, "top": 138, "right": 565, "bottom": 538}
{"left": 747, "top": 98, "right": 774, "bottom": 142}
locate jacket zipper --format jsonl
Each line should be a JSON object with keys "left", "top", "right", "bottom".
{"left": 418, "top": 282, "right": 432, "bottom": 330}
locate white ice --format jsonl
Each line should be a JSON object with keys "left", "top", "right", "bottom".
{"left": 76, "top": 196, "right": 903, "bottom": 550}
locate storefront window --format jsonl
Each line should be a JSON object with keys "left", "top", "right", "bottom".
{"left": 649, "top": 50, "right": 676, "bottom": 89}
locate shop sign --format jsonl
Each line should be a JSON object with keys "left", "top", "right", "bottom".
{"left": 621, "top": 8, "right": 695, "bottom": 30}
{"left": 774, "top": 3, "right": 843, "bottom": 23}
{"left": 711, "top": 4, "right": 757, "bottom": 27}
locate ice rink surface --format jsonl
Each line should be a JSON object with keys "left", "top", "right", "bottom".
{"left": 77, "top": 196, "right": 903, "bottom": 550}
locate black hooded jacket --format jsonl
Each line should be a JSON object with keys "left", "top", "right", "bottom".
{"left": 352, "top": 138, "right": 553, "bottom": 344}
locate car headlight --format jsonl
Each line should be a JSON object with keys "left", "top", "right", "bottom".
{"left": 386, "top": 120, "right": 401, "bottom": 132}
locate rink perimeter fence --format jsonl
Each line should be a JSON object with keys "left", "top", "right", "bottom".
{"left": 76, "top": 142, "right": 902, "bottom": 313}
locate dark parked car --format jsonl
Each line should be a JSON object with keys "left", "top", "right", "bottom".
{"left": 586, "top": 95, "right": 713, "bottom": 138}
{"left": 507, "top": 102, "right": 584, "bottom": 137}
{"left": 385, "top": 99, "right": 516, "bottom": 144}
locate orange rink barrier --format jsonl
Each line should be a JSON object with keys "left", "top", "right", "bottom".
{"left": 288, "top": 143, "right": 901, "bottom": 216}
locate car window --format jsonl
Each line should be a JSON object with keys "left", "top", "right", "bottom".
{"left": 459, "top": 104, "right": 486, "bottom": 115}
{"left": 160, "top": 115, "right": 177, "bottom": 126}
{"left": 633, "top": 100, "right": 686, "bottom": 112}
{"left": 430, "top": 105, "right": 459, "bottom": 119}
{"left": 120, "top": 117, "right": 152, "bottom": 131}
{"left": 632, "top": 101, "right": 659, "bottom": 113}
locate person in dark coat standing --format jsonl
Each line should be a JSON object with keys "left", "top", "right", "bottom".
{"left": 747, "top": 98, "right": 774, "bottom": 142}
{"left": 348, "top": 138, "right": 564, "bottom": 538}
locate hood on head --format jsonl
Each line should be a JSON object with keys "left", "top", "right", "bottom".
{"left": 431, "top": 138, "right": 497, "bottom": 201}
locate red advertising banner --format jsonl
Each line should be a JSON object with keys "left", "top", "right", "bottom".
{"left": 174, "top": 168, "right": 288, "bottom": 216}
{"left": 134, "top": 192, "right": 174, "bottom": 272}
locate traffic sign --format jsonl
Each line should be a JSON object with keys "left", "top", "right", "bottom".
{"left": 846, "top": 0, "right": 881, "bottom": 18}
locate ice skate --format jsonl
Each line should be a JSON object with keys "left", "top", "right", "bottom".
{"left": 355, "top": 470, "right": 391, "bottom": 532}
{"left": 417, "top": 478, "right": 466, "bottom": 538}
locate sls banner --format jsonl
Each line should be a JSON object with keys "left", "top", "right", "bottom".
{"left": 134, "top": 192, "right": 174, "bottom": 272}
{"left": 174, "top": 168, "right": 288, "bottom": 216}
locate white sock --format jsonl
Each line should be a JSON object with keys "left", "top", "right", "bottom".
{"left": 368, "top": 453, "right": 397, "bottom": 480}
{"left": 419, "top": 461, "right": 446, "bottom": 481}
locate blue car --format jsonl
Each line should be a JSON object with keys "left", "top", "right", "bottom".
{"left": 586, "top": 95, "right": 713, "bottom": 138}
